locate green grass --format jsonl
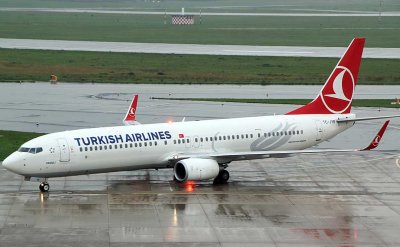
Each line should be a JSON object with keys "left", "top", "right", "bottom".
{"left": 153, "top": 98, "right": 400, "bottom": 108}
{"left": 0, "top": 11, "right": 399, "bottom": 47}
{"left": 0, "top": 130, "right": 44, "bottom": 161}
{"left": 1, "top": 49, "right": 399, "bottom": 84}
{"left": 1, "top": 0, "right": 399, "bottom": 12}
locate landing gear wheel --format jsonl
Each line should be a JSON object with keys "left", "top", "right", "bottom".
{"left": 39, "top": 182, "right": 50, "bottom": 192}
{"left": 220, "top": 170, "right": 230, "bottom": 182}
{"left": 213, "top": 170, "right": 230, "bottom": 184}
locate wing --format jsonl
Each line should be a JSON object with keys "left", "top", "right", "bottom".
{"left": 169, "top": 120, "right": 390, "bottom": 163}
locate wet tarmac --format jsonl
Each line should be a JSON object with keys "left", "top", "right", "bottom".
{"left": 1, "top": 150, "right": 400, "bottom": 246}
{"left": 1, "top": 82, "right": 400, "bottom": 246}
{"left": 1, "top": 38, "right": 400, "bottom": 58}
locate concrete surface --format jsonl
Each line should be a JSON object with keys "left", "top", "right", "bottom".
{"left": 1, "top": 150, "right": 400, "bottom": 246}
{"left": 1, "top": 82, "right": 400, "bottom": 246}
{"left": 1, "top": 38, "right": 399, "bottom": 58}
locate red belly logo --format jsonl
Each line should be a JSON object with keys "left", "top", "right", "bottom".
{"left": 320, "top": 66, "right": 355, "bottom": 114}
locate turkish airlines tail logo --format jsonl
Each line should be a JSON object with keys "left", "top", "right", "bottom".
{"left": 286, "top": 38, "right": 365, "bottom": 115}
{"left": 124, "top": 94, "right": 138, "bottom": 121}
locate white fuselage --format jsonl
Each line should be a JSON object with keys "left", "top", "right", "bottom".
{"left": 3, "top": 114, "right": 355, "bottom": 178}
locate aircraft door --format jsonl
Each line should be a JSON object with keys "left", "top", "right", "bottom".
{"left": 315, "top": 120, "right": 323, "bottom": 141}
{"left": 57, "top": 138, "right": 70, "bottom": 162}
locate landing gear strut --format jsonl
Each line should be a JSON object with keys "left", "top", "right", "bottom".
{"left": 213, "top": 169, "right": 230, "bottom": 184}
{"left": 39, "top": 182, "right": 50, "bottom": 192}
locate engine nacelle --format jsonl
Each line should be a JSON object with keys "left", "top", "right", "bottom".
{"left": 174, "top": 158, "right": 220, "bottom": 182}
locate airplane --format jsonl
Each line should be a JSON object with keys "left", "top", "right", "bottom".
{"left": 123, "top": 94, "right": 140, "bottom": 125}
{"left": 2, "top": 38, "right": 400, "bottom": 192}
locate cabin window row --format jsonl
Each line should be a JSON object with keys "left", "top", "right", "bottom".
{"left": 171, "top": 130, "right": 304, "bottom": 145}
{"left": 79, "top": 141, "right": 158, "bottom": 152}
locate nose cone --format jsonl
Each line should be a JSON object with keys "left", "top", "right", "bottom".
{"left": 2, "top": 153, "right": 21, "bottom": 174}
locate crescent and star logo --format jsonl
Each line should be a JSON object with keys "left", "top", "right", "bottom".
{"left": 128, "top": 107, "right": 136, "bottom": 117}
{"left": 320, "top": 66, "right": 355, "bottom": 114}
{"left": 372, "top": 135, "right": 381, "bottom": 147}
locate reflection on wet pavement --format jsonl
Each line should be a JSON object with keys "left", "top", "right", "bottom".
{"left": 1, "top": 152, "right": 400, "bottom": 246}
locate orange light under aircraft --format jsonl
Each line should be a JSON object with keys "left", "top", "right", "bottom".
{"left": 185, "top": 181, "right": 195, "bottom": 192}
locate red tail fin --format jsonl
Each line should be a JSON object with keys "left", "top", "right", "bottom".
{"left": 124, "top": 94, "right": 138, "bottom": 122}
{"left": 286, "top": 38, "right": 365, "bottom": 115}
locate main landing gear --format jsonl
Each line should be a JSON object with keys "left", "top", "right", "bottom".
{"left": 39, "top": 181, "right": 50, "bottom": 192}
{"left": 213, "top": 169, "right": 230, "bottom": 184}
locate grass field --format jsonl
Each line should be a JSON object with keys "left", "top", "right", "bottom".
{"left": 0, "top": 11, "right": 399, "bottom": 47}
{"left": 1, "top": 0, "right": 399, "bottom": 12}
{"left": 0, "top": 130, "right": 43, "bottom": 161}
{"left": 1, "top": 48, "right": 399, "bottom": 84}
{"left": 154, "top": 98, "right": 400, "bottom": 109}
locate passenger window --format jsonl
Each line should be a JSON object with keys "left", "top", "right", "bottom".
{"left": 205, "top": 137, "right": 208, "bottom": 142}
{"left": 241, "top": 134, "right": 244, "bottom": 139}
{"left": 301, "top": 130, "right": 304, "bottom": 134}
{"left": 195, "top": 138, "right": 198, "bottom": 142}
{"left": 135, "top": 143, "right": 138, "bottom": 147}
{"left": 227, "top": 136, "right": 230, "bottom": 140}
{"left": 120, "top": 144, "right": 123, "bottom": 149}
{"left": 94, "top": 146, "right": 97, "bottom": 151}
{"left": 258, "top": 133, "right": 261, "bottom": 138}
{"left": 285, "top": 131, "right": 287, "bottom": 135}
{"left": 109, "top": 145, "right": 112, "bottom": 149}
{"left": 245, "top": 134, "right": 248, "bottom": 139}
{"left": 182, "top": 139, "right": 185, "bottom": 144}
{"left": 187, "top": 139, "right": 190, "bottom": 143}
{"left": 125, "top": 144, "right": 128, "bottom": 148}
{"left": 236, "top": 135, "right": 239, "bottom": 139}
{"left": 164, "top": 141, "right": 167, "bottom": 145}
{"left": 173, "top": 140, "right": 177, "bottom": 144}
{"left": 155, "top": 142, "right": 157, "bottom": 146}
{"left": 144, "top": 142, "right": 147, "bottom": 147}
{"left": 85, "top": 147, "right": 88, "bottom": 151}
{"left": 250, "top": 134, "right": 253, "bottom": 138}
{"left": 139, "top": 143, "right": 142, "bottom": 147}
{"left": 178, "top": 139, "right": 181, "bottom": 144}
{"left": 210, "top": 137, "right": 213, "bottom": 141}
{"left": 115, "top": 145, "right": 118, "bottom": 149}
{"left": 280, "top": 131, "right": 283, "bottom": 136}
{"left": 223, "top": 136, "right": 226, "bottom": 140}
{"left": 100, "top": 146, "right": 103, "bottom": 150}
{"left": 232, "top": 135, "right": 235, "bottom": 140}
{"left": 105, "top": 146, "right": 108, "bottom": 150}
{"left": 80, "top": 147, "right": 83, "bottom": 152}
{"left": 130, "top": 143, "right": 133, "bottom": 148}
{"left": 149, "top": 142, "right": 152, "bottom": 146}
{"left": 90, "top": 147, "right": 93, "bottom": 151}
{"left": 200, "top": 138, "right": 203, "bottom": 142}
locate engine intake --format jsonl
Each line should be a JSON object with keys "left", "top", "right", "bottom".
{"left": 174, "top": 158, "right": 220, "bottom": 182}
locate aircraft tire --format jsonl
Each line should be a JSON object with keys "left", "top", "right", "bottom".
{"left": 39, "top": 182, "right": 50, "bottom": 192}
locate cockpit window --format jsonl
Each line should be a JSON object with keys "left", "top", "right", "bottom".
{"left": 18, "top": 147, "right": 30, "bottom": 152}
{"left": 19, "top": 147, "right": 43, "bottom": 154}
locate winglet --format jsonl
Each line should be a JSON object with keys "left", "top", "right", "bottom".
{"left": 123, "top": 94, "right": 140, "bottom": 125}
{"left": 362, "top": 120, "right": 390, "bottom": 151}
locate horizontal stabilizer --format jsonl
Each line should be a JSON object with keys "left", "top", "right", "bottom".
{"left": 337, "top": 114, "right": 400, "bottom": 123}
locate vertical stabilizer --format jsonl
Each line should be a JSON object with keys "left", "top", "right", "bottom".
{"left": 286, "top": 38, "right": 365, "bottom": 115}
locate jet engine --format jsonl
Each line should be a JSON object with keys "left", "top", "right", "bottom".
{"left": 174, "top": 158, "right": 220, "bottom": 182}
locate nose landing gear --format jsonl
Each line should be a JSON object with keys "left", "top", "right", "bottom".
{"left": 39, "top": 182, "right": 50, "bottom": 192}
